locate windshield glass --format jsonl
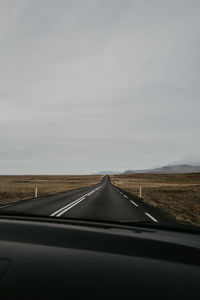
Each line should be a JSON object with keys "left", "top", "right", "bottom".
{"left": 0, "top": 0, "right": 200, "bottom": 230}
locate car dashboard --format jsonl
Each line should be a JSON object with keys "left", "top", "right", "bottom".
{"left": 0, "top": 216, "right": 199, "bottom": 299}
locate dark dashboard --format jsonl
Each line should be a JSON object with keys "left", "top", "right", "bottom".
{"left": 0, "top": 216, "right": 199, "bottom": 299}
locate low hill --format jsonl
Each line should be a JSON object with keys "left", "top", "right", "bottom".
{"left": 124, "top": 164, "right": 200, "bottom": 174}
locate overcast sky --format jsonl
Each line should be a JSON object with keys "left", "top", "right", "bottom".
{"left": 0, "top": 0, "right": 200, "bottom": 174}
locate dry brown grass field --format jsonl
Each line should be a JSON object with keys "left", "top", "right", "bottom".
{"left": 0, "top": 175, "right": 103, "bottom": 205}
{"left": 111, "top": 173, "right": 200, "bottom": 226}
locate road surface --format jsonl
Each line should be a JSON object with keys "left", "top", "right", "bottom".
{"left": 0, "top": 176, "right": 168, "bottom": 223}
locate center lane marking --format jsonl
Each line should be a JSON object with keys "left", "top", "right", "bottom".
{"left": 50, "top": 196, "right": 86, "bottom": 217}
{"left": 56, "top": 196, "right": 86, "bottom": 217}
{"left": 50, "top": 187, "right": 102, "bottom": 217}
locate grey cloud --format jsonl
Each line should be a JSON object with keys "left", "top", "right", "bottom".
{"left": 0, "top": 0, "right": 200, "bottom": 173}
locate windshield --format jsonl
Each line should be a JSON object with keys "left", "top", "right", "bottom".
{"left": 0, "top": 0, "right": 200, "bottom": 230}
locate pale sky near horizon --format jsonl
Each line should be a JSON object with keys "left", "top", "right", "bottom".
{"left": 0, "top": 0, "right": 200, "bottom": 174}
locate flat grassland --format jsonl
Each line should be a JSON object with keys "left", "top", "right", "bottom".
{"left": 111, "top": 173, "right": 200, "bottom": 226}
{"left": 0, "top": 175, "right": 103, "bottom": 206}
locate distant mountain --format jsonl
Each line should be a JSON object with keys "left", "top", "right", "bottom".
{"left": 124, "top": 164, "right": 200, "bottom": 174}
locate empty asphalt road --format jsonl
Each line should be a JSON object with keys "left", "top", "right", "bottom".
{"left": 0, "top": 176, "right": 168, "bottom": 223}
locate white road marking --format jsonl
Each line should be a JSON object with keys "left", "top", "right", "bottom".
{"left": 50, "top": 196, "right": 86, "bottom": 216}
{"left": 0, "top": 204, "right": 12, "bottom": 209}
{"left": 87, "top": 190, "right": 96, "bottom": 196}
{"left": 50, "top": 186, "right": 102, "bottom": 217}
{"left": 56, "top": 197, "right": 86, "bottom": 217}
{"left": 123, "top": 195, "right": 128, "bottom": 198}
{"left": 130, "top": 200, "right": 138, "bottom": 207}
{"left": 145, "top": 212, "right": 158, "bottom": 222}
{"left": 95, "top": 186, "right": 101, "bottom": 191}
